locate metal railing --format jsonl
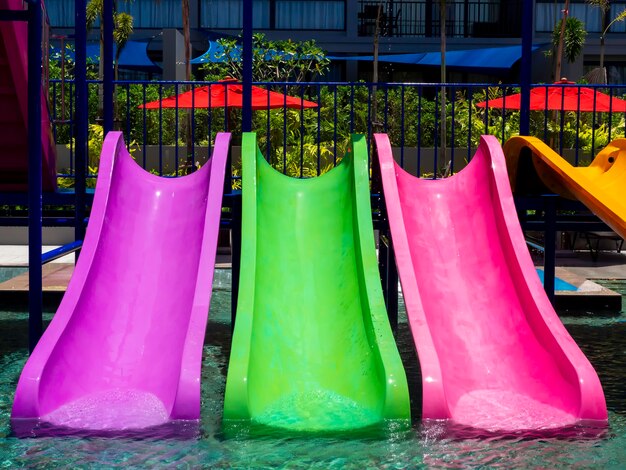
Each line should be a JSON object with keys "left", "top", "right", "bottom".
{"left": 48, "top": 79, "right": 626, "bottom": 183}
{"left": 357, "top": 0, "right": 523, "bottom": 38}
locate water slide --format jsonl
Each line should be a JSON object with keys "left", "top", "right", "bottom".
{"left": 223, "top": 133, "right": 410, "bottom": 432}
{"left": 374, "top": 133, "right": 607, "bottom": 431}
{"left": 0, "top": 0, "right": 56, "bottom": 191}
{"left": 12, "top": 131, "right": 230, "bottom": 431}
{"left": 504, "top": 136, "right": 626, "bottom": 240}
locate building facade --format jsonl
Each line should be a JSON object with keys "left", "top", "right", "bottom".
{"left": 44, "top": 0, "right": 626, "bottom": 83}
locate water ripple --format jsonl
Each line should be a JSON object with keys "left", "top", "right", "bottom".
{"left": 1, "top": 282, "right": 625, "bottom": 468}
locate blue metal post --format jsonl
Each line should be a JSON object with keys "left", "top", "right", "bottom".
{"left": 544, "top": 195, "right": 557, "bottom": 305}
{"left": 102, "top": 0, "right": 114, "bottom": 133}
{"left": 519, "top": 0, "right": 533, "bottom": 135}
{"left": 27, "top": 0, "right": 43, "bottom": 353}
{"left": 386, "top": 233, "right": 398, "bottom": 329}
{"left": 75, "top": 0, "right": 87, "bottom": 244}
{"left": 230, "top": 194, "right": 242, "bottom": 329}
{"left": 242, "top": 0, "right": 253, "bottom": 132}
{"left": 231, "top": 0, "right": 253, "bottom": 324}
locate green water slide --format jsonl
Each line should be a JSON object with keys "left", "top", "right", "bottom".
{"left": 223, "top": 133, "right": 410, "bottom": 432}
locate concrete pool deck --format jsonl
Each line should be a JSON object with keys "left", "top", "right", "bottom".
{"left": 0, "top": 245, "right": 232, "bottom": 308}
{"left": 0, "top": 245, "right": 625, "bottom": 312}
{"left": 549, "top": 249, "right": 626, "bottom": 280}
{"left": 0, "top": 245, "right": 233, "bottom": 268}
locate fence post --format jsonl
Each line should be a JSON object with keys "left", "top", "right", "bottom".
{"left": 74, "top": 0, "right": 87, "bottom": 247}
{"left": 543, "top": 194, "right": 557, "bottom": 304}
{"left": 102, "top": 0, "right": 114, "bottom": 133}
{"left": 230, "top": 193, "right": 242, "bottom": 330}
{"left": 242, "top": 0, "right": 252, "bottom": 132}
{"left": 27, "top": 0, "right": 43, "bottom": 352}
{"left": 520, "top": 0, "right": 533, "bottom": 136}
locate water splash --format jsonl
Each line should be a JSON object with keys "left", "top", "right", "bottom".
{"left": 452, "top": 389, "right": 578, "bottom": 432}
{"left": 252, "top": 389, "right": 381, "bottom": 432}
{"left": 41, "top": 389, "right": 169, "bottom": 431}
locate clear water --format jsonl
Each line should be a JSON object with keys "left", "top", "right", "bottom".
{"left": 1, "top": 271, "right": 625, "bottom": 468}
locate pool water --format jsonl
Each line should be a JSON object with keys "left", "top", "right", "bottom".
{"left": 1, "top": 271, "right": 625, "bottom": 468}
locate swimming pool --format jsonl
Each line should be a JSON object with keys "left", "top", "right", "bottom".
{"left": 1, "top": 272, "right": 625, "bottom": 468}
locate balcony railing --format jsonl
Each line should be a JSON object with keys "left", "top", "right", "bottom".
{"left": 358, "top": 0, "right": 523, "bottom": 38}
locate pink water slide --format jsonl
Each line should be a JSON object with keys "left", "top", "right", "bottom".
{"left": 12, "top": 131, "right": 230, "bottom": 431}
{"left": 374, "top": 133, "right": 607, "bottom": 431}
{"left": 0, "top": 0, "right": 56, "bottom": 191}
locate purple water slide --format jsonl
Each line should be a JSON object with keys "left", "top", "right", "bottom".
{"left": 12, "top": 131, "right": 230, "bottom": 431}
{"left": 374, "top": 133, "right": 607, "bottom": 431}
{"left": 0, "top": 0, "right": 57, "bottom": 191}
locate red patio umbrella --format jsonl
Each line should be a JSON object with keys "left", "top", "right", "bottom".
{"left": 139, "top": 77, "right": 317, "bottom": 110}
{"left": 475, "top": 79, "right": 626, "bottom": 112}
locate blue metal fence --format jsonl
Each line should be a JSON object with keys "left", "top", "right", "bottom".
{"left": 48, "top": 79, "right": 626, "bottom": 183}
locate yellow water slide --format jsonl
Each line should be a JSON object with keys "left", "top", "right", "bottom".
{"left": 503, "top": 136, "right": 626, "bottom": 240}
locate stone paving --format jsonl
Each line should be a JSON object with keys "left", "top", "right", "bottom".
{"left": 1, "top": 245, "right": 625, "bottom": 303}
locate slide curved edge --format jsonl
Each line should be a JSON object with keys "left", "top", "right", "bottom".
{"left": 373, "top": 132, "right": 450, "bottom": 420}
{"left": 170, "top": 132, "right": 231, "bottom": 419}
{"left": 375, "top": 133, "right": 607, "bottom": 425}
{"left": 223, "top": 133, "right": 411, "bottom": 427}
{"left": 351, "top": 135, "right": 411, "bottom": 422}
{"left": 504, "top": 135, "right": 626, "bottom": 241}
{"left": 11, "top": 131, "right": 123, "bottom": 419}
{"left": 12, "top": 132, "right": 232, "bottom": 423}
{"left": 588, "top": 138, "right": 626, "bottom": 172}
{"left": 222, "top": 132, "right": 258, "bottom": 422}
{"left": 503, "top": 136, "right": 576, "bottom": 198}
{"left": 488, "top": 135, "right": 608, "bottom": 422}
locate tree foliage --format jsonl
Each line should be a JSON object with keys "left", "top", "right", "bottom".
{"left": 551, "top": 16, "right": 587, "bottom": 64}
{"left": 198, "top": 33, "right": 330, "bottom": 83}
{"left": 86, "top": 0, "right": 133, "bottom": 74}
{"left": 86, "top": 0, "right": 134, "bottom": 63}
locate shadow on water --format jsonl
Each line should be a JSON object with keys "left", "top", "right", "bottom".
{"left": 219, "top": 418, "right": 412, "bottom": 442}
{"left": 419, "top": 419, "right": 609, "bottom": 442}
{"left": 0, "top": 315, "right": 53, "bottom": 356}
{"left": 10, "top": 419, "right": 201, "bottom": 440}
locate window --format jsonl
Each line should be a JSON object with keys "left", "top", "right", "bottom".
{"left": 117, "top": 0, "right": 183, "bottom": 29}
{"left": 358, "top": 1, "right": 520, "bottom": 38}
{"left": 275, "top": 1, "right": 344, "bottom": 30}
{"left": 535, "top": 0, "right": 609, "bottom": 33}
{"left": 200, "top": 0, "right": 344, "bottom": 30}
{"left": 45, "top": 0, "right": 184, "bottom": 29}
{"left": 201, "top": 0, "right": 270, "bottom": 29}
{"left": 46, "top": 0, "right": 74, "bottom": 28}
